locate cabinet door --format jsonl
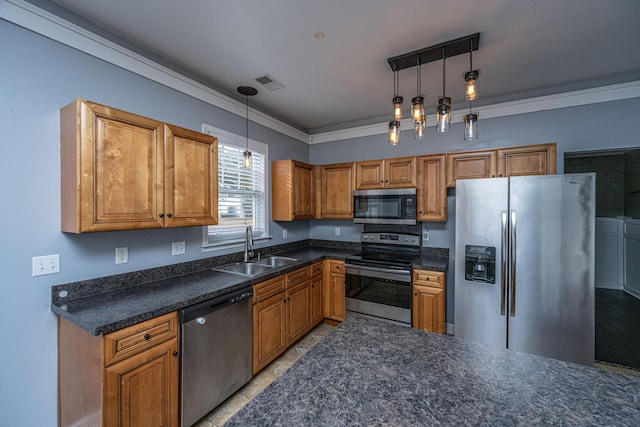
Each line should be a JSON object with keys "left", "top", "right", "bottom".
{"left": 61, "top": 99, "right": 165, "bottom": 232}
{"left": 446, "top": 150, "right": 497, "bottom": 187}
{"left": 286, "top": 280, "right": 311, "bottom": 346}
{"left": 318, "top": 163, "right": 355, "bottom": 218}
{"left": 310, "top": 274, "right": 323, "bottom": 327}
{"left": 497, "top": 143, "right": 556, "bottom": 177}
{"left": 412, "top": 285, "right": 445, "bottom": 334}
{"left": 385, "top": 157, "right": 417, "bottom": 188}
{"left": 293, "top": 162, "right": 314, "bottom": 219}
{"left": 104, "top": 338, "right": 179, "bottom": 427}
{"left": 355, "top": 160, "right": 384, "bottom": 189}
{"left": 417, "top": 154, "right": 447, "bottom": 222}
{"left": 164, "top": 124, "right": 218, "bottom": 227}
{"left": 323, "top": 260, "right": 346, "bottom": 321}
{"left": 253, "top": 292, "right": 287, "bottom": 374}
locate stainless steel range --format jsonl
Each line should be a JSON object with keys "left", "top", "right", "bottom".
{"left": 345, "top": 232, "right": 421, "bottom": 324}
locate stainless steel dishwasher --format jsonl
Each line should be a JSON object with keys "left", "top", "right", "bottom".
{"left": 179, "top": 286, "right": 253, "bottom": 427}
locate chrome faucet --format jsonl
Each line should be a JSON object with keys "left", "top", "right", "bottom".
{"left": 244, "top": 225, "right": 254, "bottom": 262}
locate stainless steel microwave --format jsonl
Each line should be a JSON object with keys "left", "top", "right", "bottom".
{"left": 353, "top": 188, "right": 417, "bottom": 225}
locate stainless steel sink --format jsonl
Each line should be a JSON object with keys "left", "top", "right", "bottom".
{"left": 254, "top": 256, "right": 299, "bottom": 267}
{"left": 212, "top": 262, "right": 275, "bottom": 277}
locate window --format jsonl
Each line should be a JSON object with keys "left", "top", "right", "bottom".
{"left": 202, "top": 125, "right": 269, "bottom": 249}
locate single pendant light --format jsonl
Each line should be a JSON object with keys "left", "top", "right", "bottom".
{"left": 392, "top": 65, "right": 403, "bottom": 120}
{"left": 411, "top": 58, "right": 426, "bottom": 140}
{"left": 237, "top": 86, "right": 257, "bottom": 168}
{"left": 464, "top": 39, "right": 480, "bottom": 101}
{"left": 463, "top": 102, "right": 478, "bottom": 141}
{"left": 388, "top": 119, "right": 401, "bottom": 145}
{"left": 436, "top": 49, "right": 451, "bottom": 133}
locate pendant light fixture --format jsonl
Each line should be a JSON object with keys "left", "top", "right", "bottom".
{"left": 411, "top": 57, "right": 426, "bottom": 140}
{"left": 389, "top": 63, "right": 402, "bottom": 145}
{"left": 463, "top": 103, "right": 478, "bottom": 141}
{"left": 436, "top": 48, "right": 451, "bottom": 133}
{"left": 464, "top": 39, "right": 480, "bottom": 101}
{"left": 237, "top": 86, "right": 257, "bottom": 168}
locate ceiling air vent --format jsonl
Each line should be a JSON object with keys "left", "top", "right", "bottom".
{"left": 254, "top": 74, "right": 285, "bottom": 91}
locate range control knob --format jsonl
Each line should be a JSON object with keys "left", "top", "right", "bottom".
{"left": 196, "top": 317, "right": 206, "bottom": 325}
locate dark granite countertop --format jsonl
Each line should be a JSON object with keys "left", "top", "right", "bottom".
{"left": 51, "top": 246, "right": 358, "bottom": 335}
{"left": 227, "top": 316, "right": 640, "bottom": 426}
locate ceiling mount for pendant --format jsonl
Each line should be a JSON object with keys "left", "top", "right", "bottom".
{"left": 387, "top": 33, "right": 480, "bottom": 72}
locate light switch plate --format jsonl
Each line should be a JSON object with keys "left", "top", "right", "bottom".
{"left": 32, "top": 254, "right": 60, "bottom": 276}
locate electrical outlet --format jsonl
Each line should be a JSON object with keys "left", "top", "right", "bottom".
{"left": 172, "top": 241, "right": 186, "bottom": 256}
{"left": 423, "top": 228, "right": 430, "bottom": 241}
{"left": 32, "top": 254, "right": 60, "bottom": 276}
{"left": 115, "top": 247, "right": 128, "bottom": 264}
{"left": 335, "top": 227, "right": 341, "bottom": 236}
{"left": 283, "top": 229, "right": 288, "bottom": 238}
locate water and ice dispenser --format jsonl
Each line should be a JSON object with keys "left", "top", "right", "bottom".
{"left": 464, "top": 245, "right": 496, "bottom": 284}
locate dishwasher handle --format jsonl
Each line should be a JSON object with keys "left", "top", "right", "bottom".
{"left": 180, "top": 286, "right": 253, "bottom": 324}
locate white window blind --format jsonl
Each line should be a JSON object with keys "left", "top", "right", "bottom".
{"left": 202, "top": 125, "right": 269, "bottom": 248}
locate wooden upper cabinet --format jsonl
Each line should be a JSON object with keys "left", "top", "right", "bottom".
{"left": 316, "top": 162, "right": 355, "bottom": 219}
{"left": 163, "top": 124, "right": 218, "bottom": 228}
{"left": 446, "top": 150, "right": 497, "bottom": 187}
{"left": 272, "top": 159, "right": 314, "bottom": 221}
{"left": 416, "top": 154, "right": 447, "bottom": 222}
{"left": 497, "top": 143, "right": 556, "bottom": 178}
{"left": 60, "top": 99, "right": 217, "bottom": 233}
{"left": 356, "top": 157, "right": 416, "bottom": 189}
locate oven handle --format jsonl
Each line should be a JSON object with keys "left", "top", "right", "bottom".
{"left": 344, "top": 263, "right": 412, "bottom": 283}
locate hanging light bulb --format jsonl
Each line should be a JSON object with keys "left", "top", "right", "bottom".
{"left": 411, "top": 59, "right": 426, "bottom": 140}
{"left": 237, "top": 86, "right": 257, "bottom": 168}
{"left": 388, "top": 119, "right": 401, "bottom": 145}
{"left": 464, "top": 102, "right": 478, "bottom": 141}
{"left": 464, "top": 39, "right": 480, "bottom": 101}
{"left": 436, "top": 49, "right": 451, "bottom": 133}
{"left": 392, "top": 65, "right": 403, "bottom": 120}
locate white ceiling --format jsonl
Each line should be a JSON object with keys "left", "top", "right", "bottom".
{"left": 50, "top": 0, "right": 640, "bottom": 132}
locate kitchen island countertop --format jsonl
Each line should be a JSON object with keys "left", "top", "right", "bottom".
{"left": 226, "top": 316, "right": 640, "bottom": 426}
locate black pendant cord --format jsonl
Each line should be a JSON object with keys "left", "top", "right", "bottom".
{"left": 245, "top": 95, "right": 249, "bottom": 150}
{"left": 442, "top": 47, "right": 446, "bottom": 99}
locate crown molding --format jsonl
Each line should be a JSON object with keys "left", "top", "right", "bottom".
{"left": 3, "top": 0, "right": 639, "bottom": 146}
{"left": 309, "top": 80, "right": 640, "bottom": 144}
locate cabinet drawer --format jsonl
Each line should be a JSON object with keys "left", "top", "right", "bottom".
{"left": 287, "top": 266, "right": 311, "bottom": 287}
{"left": 253, "top": 276, "right": 286, "bottom": 303}
{"left": 329, "top": 260, "right": 344, "bottom": 273}
{"left": 311, "top": 261, "right": 323, "bottom": 277}
{"left": 104, "top": 311, "right": 178, "bottom": 366}
{"left": 412, "top": 270, "right": 445, "bottom": 289}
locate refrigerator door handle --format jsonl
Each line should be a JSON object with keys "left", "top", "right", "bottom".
{"left": 501, "top": 211, "right": 508, "bottom": 316}
{"left": 510, "top": 210, "right": 517, "bottom": 317}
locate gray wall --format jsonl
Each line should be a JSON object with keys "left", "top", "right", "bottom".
{"left": 0, "top": 19, "right": 309, "bottom": 426}
{"left": 3, "top": 12, "right": 640, "bottom": 426}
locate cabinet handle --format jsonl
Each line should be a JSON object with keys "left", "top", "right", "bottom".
{"left": 283, "top": 299, "right": 287, "bottom": 303}
{"left": 288, "top": 297, "right": 291, "bottom": 301}
{"left": 414, "top": 292, "right": 418, "bottom": 296}
{"left": 167, "top": 213, "right": 173, "bottom": 218}
{"left": 172, "top": 351, "right": 179, "bottom": 357}
{"left": 144, "top": 333, "right": 151, "bottom": 340}
{"left": 159, "top": 213, "right": 164, "bottom": 218}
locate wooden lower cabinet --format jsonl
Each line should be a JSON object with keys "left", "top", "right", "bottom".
{"left": 323, "top": 259, "right": 346, "bottom": 322}
{"left": 253, "top": 265, "right": 317, "bottom": 374}
{"left": 411, "top": 270, "right": 445, "bottom": 334}
{"left": 253, "top": 291, "right": 287, "bottom": 374}
{"left": 310, "top": 273, "right": 324, "bottom": 326}
{"left": 58, "top": 311, "right": 179, "bottom": 427}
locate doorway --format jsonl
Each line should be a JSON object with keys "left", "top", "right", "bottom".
{"left": 565, "top": 148, "right": 640, "bottom": 369}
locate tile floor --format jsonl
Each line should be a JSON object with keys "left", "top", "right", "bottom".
{"left": 193, "top": 323, "right": 335, "bottom": 427}
{"left": 193, "top": 314, "right": 640, "bottom": 427}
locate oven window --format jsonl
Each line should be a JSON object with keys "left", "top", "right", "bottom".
{"left": 346, "top": 275, "right": 410, "bottom": 309}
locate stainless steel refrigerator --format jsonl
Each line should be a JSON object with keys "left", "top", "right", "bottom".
{"left": 454, "top": 173, "right": 595, "bottom": 366}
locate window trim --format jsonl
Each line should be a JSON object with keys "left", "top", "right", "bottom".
{"left": 201, "top": 124, "right": 271, "bottom": 251}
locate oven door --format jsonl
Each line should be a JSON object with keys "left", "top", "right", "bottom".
{"left": 344, "top": 263, "right": 412, "bottom": 324}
